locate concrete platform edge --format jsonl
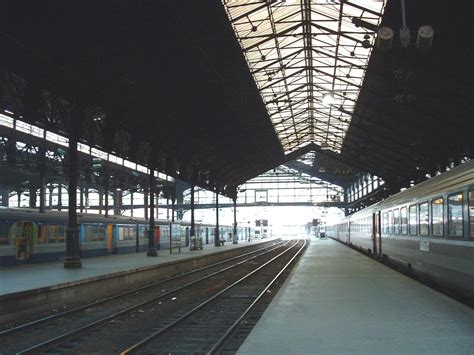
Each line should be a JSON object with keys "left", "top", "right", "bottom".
{"left": 0, "top": 240, "right": 277, "bottom": 325}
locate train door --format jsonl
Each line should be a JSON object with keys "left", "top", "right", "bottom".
{"left": 14, "top": 221, "right": 36, "bottom": 260}
{"left": 372, "top": 212, "right": 381, "bottom": 258}
{"left": 107, "top": 224, "right": 116, "bottom": 254}
{"left": 185, "top": 227, "right": 190, "bottom": 247}
{"left": 155, "top": 225, "right": 161, "bottom": 250}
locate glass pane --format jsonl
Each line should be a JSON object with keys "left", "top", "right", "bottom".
{"left": 431, "top": 198, "right": 444, "bottom": 237}
{"left": 393, "top": 209, "right": 400, "bottom": 235}
{"left": 38, "top": 225, "right": 48, "bottom": 244}
{"left": 470, "top": 191, "right": 474, "bottom": 238}
{"left": 448, "top": 193, "right": 464, "bottom": 237}
{"left": 382, "top": 212, "right": 388, "bottom": 235}
{"left": 409, "top": 205, "right": 417, "bottom": 235}
{"left": 388, "top": 210, "right": 393, "bottom": 234}
{"left": 401, "top": 207, "right": 408, "bottom": 235}
{"left": 419, "top": 203, "right": 429, "bottom": 236}
{"left": 0, "top": 221, "right": 11, "bottom": 245}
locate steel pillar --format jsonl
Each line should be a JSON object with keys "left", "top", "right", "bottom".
{"left": 104, "top": 177, "right": 109, "bottom": 217}
{"left": 64, "top": 114, "right": 82, "bottom": 269}
{"left": 147, "top": 168, "right": 157, "bottom": 256}
{"left": 144, "top": 187, "right": 148, "bottom": 220}
{"left": 98, "top": 187, "right": 103, "bottom": 214}
{"left": 58, "top": 184, "right": 62, "bottom": 211}
{"left": 130, "top": 191, "right": 134, "bottom": 218}
{"left": 39, "top": 174, "right": 46, "bottom": 214}
{"left": 48, "top": 185, "right": 53, "bottom": 208}
{"left": 215, "top": 191, "right": 220, "bottom": 247}
{"left": 79, "top": 182, "right": 84, "bottom": 213}
{"left": 190, "top": 183, "right": 196, "bottom": 250}
{"left": 29, "top": 188, "right": 37, "bottom": 208}
{"left": 233, "top": 197, "right": 238, "bottom": 244}
{"left": 113, "top": 189, "right": 122, "bottom": 216}
{"left": 0, "top": 189, "right": 9, "bottom": 207}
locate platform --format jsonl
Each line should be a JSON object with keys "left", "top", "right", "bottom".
{"left": 238, "top": 238, "right": 474, "bottom": 355}
{"left": 0, "top": 238, "right": 269, "bottom": 297}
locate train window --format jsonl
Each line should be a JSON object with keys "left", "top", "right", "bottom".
{"left": 38, "top": 225, "right": 48, "bottom": 244}
{"left": 0, "top": 220, "right": 11, "bottom": 245}
{"left": 393, "top": 209, "right": 400, "bottom": 235}
{"left": 118, "top": 225, "right": 135, "bottom": 241}
{"left": 470, "top": 191, "right": 474, "bottom": 238}
{"left": 83, "top": 224, "right": 106, "bottom": 242}
{"left": 139, "top": 225, "right": 148, "bottom": 239}
{"left": 431, "top": 198, "right": 444, "bottom": 237}
{"left": 388, "top": 210, "right": 393, "bottom": 234}
{"left": 400, "top": 207, "right": 408, "bottom": 235}
{"left": 448, "top": 193, "right": 464, "bottom": 237}
{"left": 382, "top": 212, "right": 388, "bottom": 235}
{"left": 38, "top": 224, "right": 65, "bottom": 243}
{"left": 409, "top": 205, "right": 417, "bottom": 235}
{"left": 419, "top": 203, "right": 429, "bottom": 236}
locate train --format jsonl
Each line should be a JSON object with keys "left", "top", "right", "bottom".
{"left": 0, "top": 208, "right": 252, "bottom": 267}
{"left": 326, "top": 160, "right": 474, "bottom": 305}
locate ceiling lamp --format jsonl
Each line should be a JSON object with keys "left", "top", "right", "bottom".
{"left": 376, "top": 26, "right": 394, "bottom": 50}
{"left": 416, "top": 25, "right": 434, "bottom": 49}
{"left": 320, "top": 142, "right": 331, "bottom": 150}
{"left": 322, "top": 93, "right": 335, "bottom": 106}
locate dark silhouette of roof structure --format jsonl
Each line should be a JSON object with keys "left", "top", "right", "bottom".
{"left": 0, "top": 0, "right": 471, "bottom": 196}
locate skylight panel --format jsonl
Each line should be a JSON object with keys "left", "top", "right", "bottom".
{"left": 223, "top": 0, "right": 385, "bottom": 154}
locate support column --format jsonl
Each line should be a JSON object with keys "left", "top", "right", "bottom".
{"left": 166, "top": 198, "right": 169, "bottom": 220}
{"left": 215, "top": 190, "right": 220, "bottom": 247}
{"left": 79, "top": 181, "right": 84, "bottom": 213}
{"left": 64, "top": 111, "right": 82, "bottom": 269}
{"left": 29, "top": 188, "right": 37, "bottom": 208}
{"left": 48, "top": 185, "right": 54, "bottom": 208}
{"left": 147, "top": 168, "right": 157, "bottom": 256}
{"left": 130, "top": 191, "right": 134, "bottom": 218}
{"left": 84, "top": 187, "right": 89, "bottom": 213}
{"left": 233, "top": 197, "right": 238, "bottom": 244}
{"left": 98, "top": 187, "right": 103, "bottom": 214}
{"left": 113, "top": 189, "right": 122, "bottom": 216}
{"left": 144, "top": 187, "right": 148, "bottom": 220}
{"left": 104, "top": 177, "right": 109, "bottom": 217}
{"left": 190, "top": 183, "right": 196, "bottom": 250}
{"left": 58, "top": 184, "right": 62, "bottom": 211}
{"left": 0, "top": 189, "right": 9, "bottom": 207}
{"left": 171, "top": 197, "right": 175, "bottom": 222}
{"left": 39, "top": 175, "right": 46, "bottom": 214}
{"left": 17, "top": 191, "right": 21, "bottom": 207}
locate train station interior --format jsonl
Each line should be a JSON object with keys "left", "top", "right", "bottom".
{"left": 0, "top": 0, "right": 472, "bottom": 354}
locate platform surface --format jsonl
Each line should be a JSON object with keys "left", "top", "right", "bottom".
{"left": 0, "top": 238, "right": 268, "bottom": 296}
{"left": 238, "top": 238, "right": 474, "bottom": 355}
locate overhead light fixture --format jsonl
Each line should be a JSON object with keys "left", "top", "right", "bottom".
{"left": 376, "top": 26, "right": 394, "bottom": 50}
{"left": 416, "top": 25, "right": 434, "bottom": 49}
{"left": 322, "top": 93, "right": 335, "bottom": 106}
{"left": 320, "top": 142, "right": 330, "bottom": 150}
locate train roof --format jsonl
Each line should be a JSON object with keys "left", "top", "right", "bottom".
{"left": 0, "top": 208, "right": 161, "bottom": 225}
{"left": 378, "top": 161, "right": 473, "bottom": 208}
{"left": 348, "top": 161, "right": 473, "bottom": 219}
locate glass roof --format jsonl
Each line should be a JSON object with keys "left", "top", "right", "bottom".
{"left": 222, "top": 0, "right": 386, "bottom": 154}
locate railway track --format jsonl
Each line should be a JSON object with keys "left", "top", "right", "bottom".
{"left": 121, "top": 239, "right": 307, "bottom": 354}
{"left": 0, "top": 240, "right": 290, "bottom": 354}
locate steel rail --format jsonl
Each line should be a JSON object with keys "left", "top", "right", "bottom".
{"left": 0, "top": 240, "right": 283, "bottom": 337}
{"left": 14, "top": 241, "right": 288, "bottom": 354}
{"left": 207, "top": 239, "right": 307, "bottom": 354}
{"left": 120, "top": 240, "right": 303, "bottom": 354}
